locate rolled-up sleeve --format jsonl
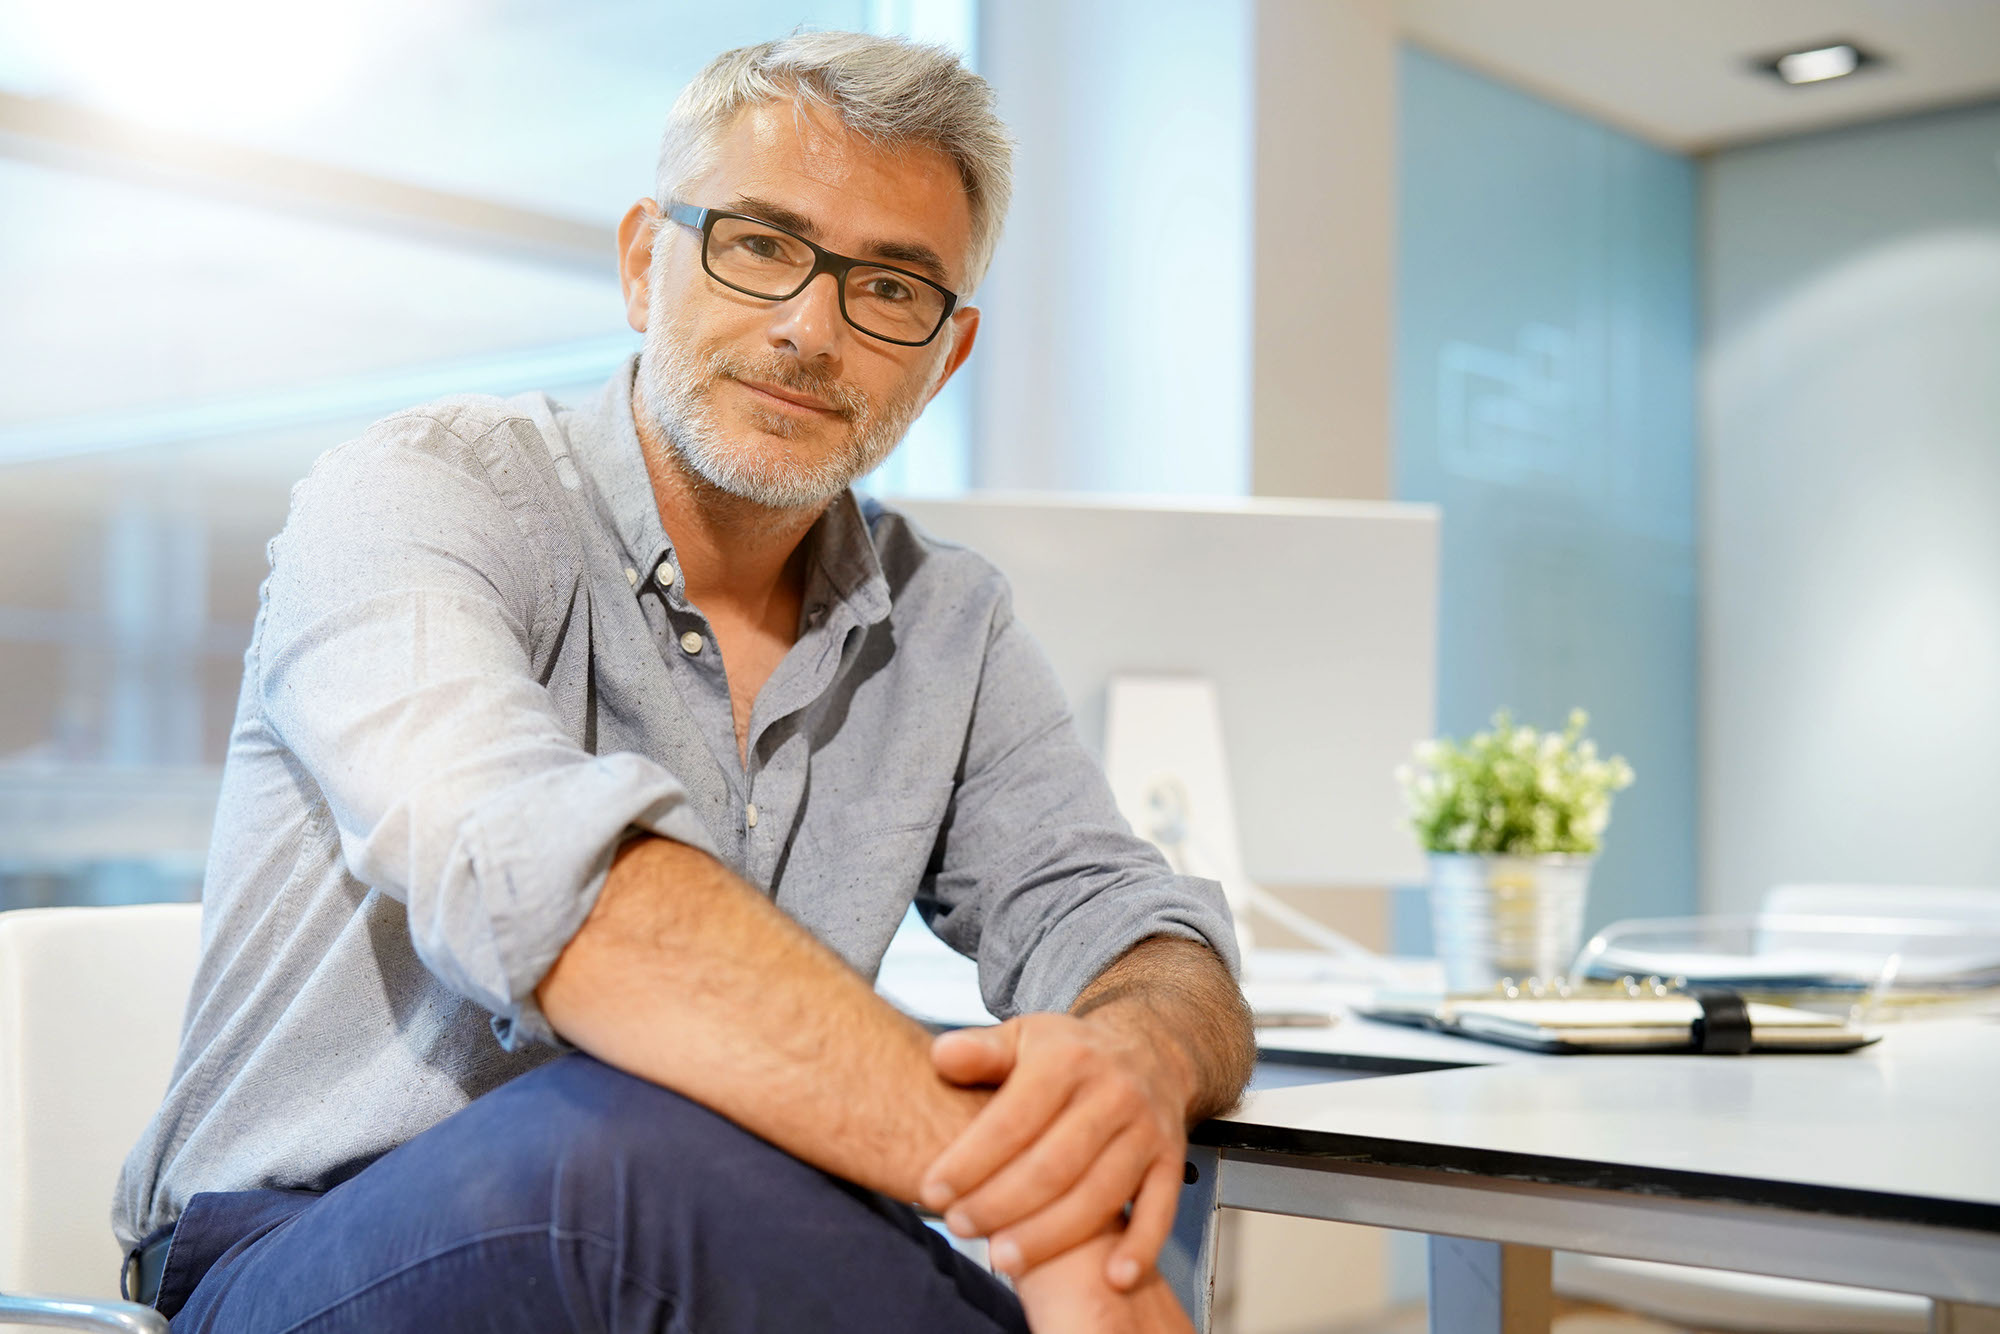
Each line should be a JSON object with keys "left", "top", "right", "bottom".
{"left": 254, "top": 411, "right": 716, "bottom": 1049}
{"left": 919, "top": 589, "right": 1241, "bottom": 1018}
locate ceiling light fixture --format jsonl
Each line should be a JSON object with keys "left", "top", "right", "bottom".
{"left": 1757, "top": 40, "right": 1878, "bottom": 87}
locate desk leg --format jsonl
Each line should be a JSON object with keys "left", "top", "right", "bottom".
{"left": 1427, "top": 1237, "right": 1552, "bottom": 1334}
{"left": 1163, "top": 1146, "right": 1222, "bottom": 1332}
{"left": 1933, "top": 1303, "right": 2000, "bottom": 1333}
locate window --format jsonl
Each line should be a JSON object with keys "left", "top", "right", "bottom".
{"left": 0, "top": 1, "right": 976, "bottom": 908}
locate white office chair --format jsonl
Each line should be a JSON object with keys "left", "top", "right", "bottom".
{"left": 1, "top": 903, "right": 202, "bottom": 1333}
{"left": 1556, "top": 882, "right": 2000, "bottom": 1334}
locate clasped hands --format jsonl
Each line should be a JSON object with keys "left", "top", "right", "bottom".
{"left": 918, "top": 1009, "right": 1195, "bottom": 1294}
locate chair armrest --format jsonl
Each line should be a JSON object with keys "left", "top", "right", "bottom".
{"left": 0, "top": 1292, "right": 169, "bottom": 1333}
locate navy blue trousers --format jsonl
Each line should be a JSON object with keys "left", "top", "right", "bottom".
{"left": 157, "top": 1054, "right": 1029, "bottom": 1332}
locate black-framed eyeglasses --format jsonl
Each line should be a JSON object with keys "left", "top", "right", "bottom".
{"left": 667, "top": 202, "right": 960, "bottom": 348}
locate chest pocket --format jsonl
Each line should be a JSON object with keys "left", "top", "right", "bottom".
{"left": 780, "top": 782, "right": 954, "bottom": 975}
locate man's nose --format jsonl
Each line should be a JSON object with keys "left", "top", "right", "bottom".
{"left": 767, "top": 271, "right": 846, "bottom": 364}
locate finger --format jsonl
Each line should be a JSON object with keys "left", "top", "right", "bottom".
{"left": 1107, "top": 1152, "right": 1187, "bottom": 1290}
{"left": 931, "top": 1024, "right": 1018, "bottom": 1087}
{"left": 984, "top": 1124, "right": 1154, "bottom": 1276}
{"left": 923, "top": 1076, "right": 1078, "bottom": 1217}
{"left": 948, "top": 1086, "right": 1147, "bottom": 1240}
{"left": 921, "top": 1035, "right": 1084, "bottom": 1211}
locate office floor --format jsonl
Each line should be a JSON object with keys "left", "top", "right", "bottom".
{"left": 1322, "top": 1302, "right": 1687, "bottom": 1334}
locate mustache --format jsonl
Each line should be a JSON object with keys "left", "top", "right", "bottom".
{"left": 703, "top": 350, "right": 867, "bottom": 422}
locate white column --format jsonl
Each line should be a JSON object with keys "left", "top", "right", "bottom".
{"left": 972, "top": 0, "right": 1253, "bottom": 495}
{"left": 1249, "top": 0, "right": 1397, "bottom": 502}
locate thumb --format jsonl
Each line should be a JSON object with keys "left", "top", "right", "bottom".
{"left": 931, "top": 1021, "right": 1020, "bottom": 1087}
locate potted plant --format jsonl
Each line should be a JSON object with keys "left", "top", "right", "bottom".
{"left": 1398, "top": 710, "right": 1634, "bottom": 990}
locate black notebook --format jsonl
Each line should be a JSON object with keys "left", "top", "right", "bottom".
{"left": 1357, "top": 988, "right": 1878, "bottom": 1055}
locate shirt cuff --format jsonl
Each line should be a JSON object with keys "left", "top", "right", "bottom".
{"left": 993, "top": 874, "right": 1241, "bottom": 1018}
{"left": 428, "top": 752, "right": 720, "bottom": 1051}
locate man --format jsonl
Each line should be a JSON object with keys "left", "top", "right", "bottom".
{"left": 116, "top": 30, "right": 1253, "bottom": 1333}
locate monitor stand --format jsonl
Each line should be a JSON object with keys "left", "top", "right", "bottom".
{"left": 1103, "top": 675, "right": 1382, "bottom": 977}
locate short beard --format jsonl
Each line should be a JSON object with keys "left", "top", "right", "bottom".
{"left": 637, "top": 283, "right": 932, "bottom": 512}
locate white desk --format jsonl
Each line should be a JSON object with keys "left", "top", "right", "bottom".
{"left": 876, "top": 937, "right": 2000, "bottom": 1333}
{"left": 1185, "top": 1018, "right": 2000, "bottom": 1331}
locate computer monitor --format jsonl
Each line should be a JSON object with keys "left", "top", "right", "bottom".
{"left": 889, "top": 494, "right": 1439, "bottom": 892}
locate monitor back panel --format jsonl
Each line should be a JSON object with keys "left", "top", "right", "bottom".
{"left": 889, "top": 495, "right": 1439, "bottom": 889}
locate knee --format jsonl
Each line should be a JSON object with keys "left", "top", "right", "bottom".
{"left": 423, "top": 1057, "right": 1014, "bottom": 1329}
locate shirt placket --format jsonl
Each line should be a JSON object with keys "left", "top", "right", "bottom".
{"left": 736, "top": 577, "right": 859, "bottom": 891}
{"left": 632, "top": 546, "right": 746, "bottom": 868}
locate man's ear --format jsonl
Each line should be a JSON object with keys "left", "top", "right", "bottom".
{"left": 617, "top": 199, "right": 663, "bottom": 334}
{"left": 924, "top": 305, "right": 981, "bottom": 408}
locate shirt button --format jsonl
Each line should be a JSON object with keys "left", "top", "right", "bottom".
{"left": 624, "top": 567, "right": 638, "bottom": 588}
{"left": 678, "top": 631, "right": 703, "bottom": 655}
{"left": 746, "top": 803, "right": 759, "bottom": 828}
{"left": 657, "top": 560, "right": 678, "bottom": 589}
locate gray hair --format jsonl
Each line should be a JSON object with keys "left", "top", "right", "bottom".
{"left": 655, "top": 30, "right": 1013, "bottom": 292}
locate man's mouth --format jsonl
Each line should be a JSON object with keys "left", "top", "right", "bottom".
{"left": 730, "top": 376, "right": 844, "bottom": 417}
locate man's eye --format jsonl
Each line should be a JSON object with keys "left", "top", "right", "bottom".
{"left": 861, "top": 275, "right": 914, "bottom": 303}
{"left": 740, "top": 234, "right": 789, "bottom": 260}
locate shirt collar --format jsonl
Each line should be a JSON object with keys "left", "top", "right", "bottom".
{"left": 568, "top": 356, "right": 672, "bottom": 577}
{"left": 808, "top": 490, "right": 891, "bottom": 629}
{"left": 566, "top": 355, "right": 890, "bottom": 629}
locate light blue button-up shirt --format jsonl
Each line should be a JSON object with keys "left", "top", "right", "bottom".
{"left": 114, "top": 357, "right": 1237, "bottom": 1248}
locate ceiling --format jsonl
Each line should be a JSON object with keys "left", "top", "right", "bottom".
{"left": 1394, "top": 0, "right": 2000, "bottom": 153}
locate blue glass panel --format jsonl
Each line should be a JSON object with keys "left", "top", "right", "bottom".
{"left": 1393, "top": 47, "right": 1698, "bottom": 948}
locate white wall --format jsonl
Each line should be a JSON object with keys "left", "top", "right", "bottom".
{"left": 1702, "top": 101, "right": 2000, "bottom": 914}
{"left": 970, "top": 1, "right": 1398, "bottom": 504}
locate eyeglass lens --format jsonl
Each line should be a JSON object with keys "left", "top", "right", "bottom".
{"left": 705, "top": 216, "right": 947, "bottom": 343}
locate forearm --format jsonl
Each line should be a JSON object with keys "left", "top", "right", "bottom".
{"left": 1072, "top": 935, "right": 1255, "bottom": 1122}
{"left": 535, "top": 835, "right": 985, "bottom": 1200}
